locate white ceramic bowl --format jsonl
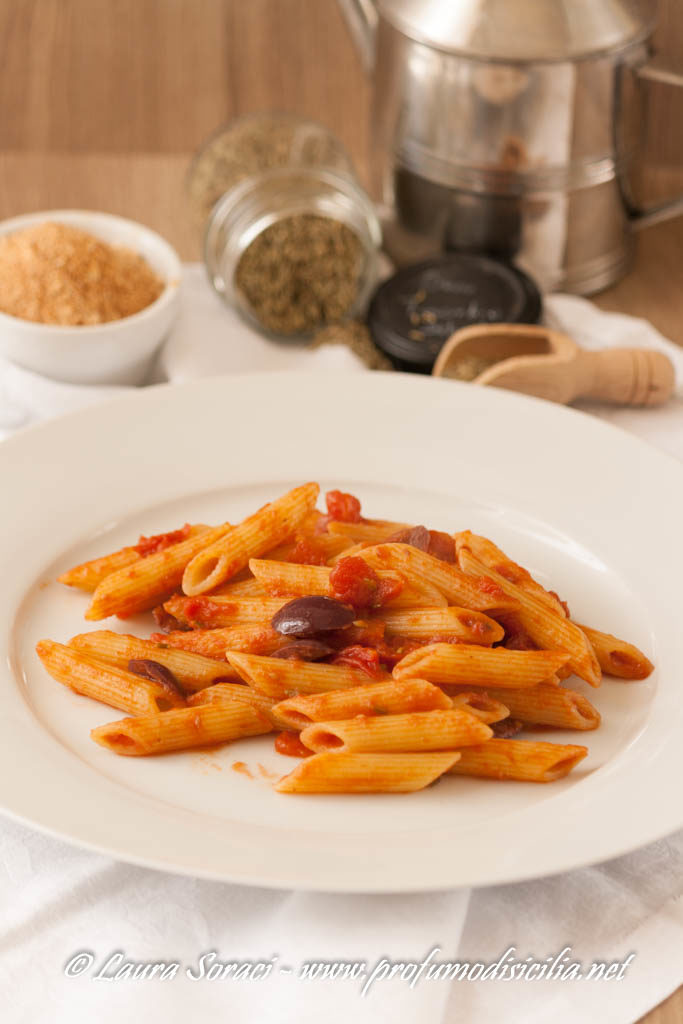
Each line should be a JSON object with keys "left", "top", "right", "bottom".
{"left": 0, "top": 210, "right": 181, "bottom": 385}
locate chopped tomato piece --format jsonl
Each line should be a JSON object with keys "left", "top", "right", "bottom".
{"left": 135, "top": 524, "right": 192, "bottom": 557}
{"left": 325, "top": 490, "right": 362, "bottom": 523}
{"left": 330, "top": 645, "right": 383, "bottom": 678}
{"left": 286, "top": 537, "right": 330, "bottom": 566}
{"left": 329, "top": 556, "right": 402, "bottom": 610}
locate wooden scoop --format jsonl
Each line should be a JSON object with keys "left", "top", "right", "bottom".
{"left": 432, "top": 323, "right": 675, "bottom": 406}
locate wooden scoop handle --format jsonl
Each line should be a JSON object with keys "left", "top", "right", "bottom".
{"left": 574, "top": 348, "right": 675, "bottom": 406}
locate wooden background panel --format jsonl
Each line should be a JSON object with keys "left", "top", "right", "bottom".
{"left": 0, "top": 0, "right": 370, "bottom": 168}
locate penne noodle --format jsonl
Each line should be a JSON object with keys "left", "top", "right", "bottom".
{"left": 577, "top": 624, "right": 654, "bottom": 680}
{"left": 68, "top": 630, "right": 231, "bottom": 692}
{"left": 268, "top": 533, "right": 353, "bottom": 563}
{"left": 488, "top": 684, "right": 600, "bottom": 730}
{"left": 182, "top": 482, "right": 319, "bottom": 596}
{"left": 275, "top": 750, "right": 460, "bottom": 793}
{"left": 227, "top": 652, "right": 379, "bottom": 699}
{"left": 327, "top": 520, "right": 413, "bottom": 543}
{"left": 357, "top": 544, "right": 518, "bottom": 612}
{"left": 162, "top": 594, "right": 286, "bottom": 629}
{"left": 375, "top": 607, "right": 504, "bottom": 645}
{"left": 36, "top": 639, "right": 186, "bottom": 715}
{"left": 301, "top": 708, "right": 492, "bottom": 753}
{"left": 249, "top": 560, "right": 331, "bottom": 597}
{"left": 59, "top": 547, "right": 143, "bottom": 593}
{"left": 327, "top": 541, "right": 370, "bottom": 565}
{"left": 85, "top": 522, "right": 234, "bottom": 620}
{"left": 447, "top": 738, "right": 587, "bottom": 782}
{"left": 450, "top": 684, "right": 601, "bottom": 730}
{"left": 210, "top": 578, "right": 268, "bottom": 599}
{"left": 393, "top": 643, "right": 570, "bottom": 688}
{"left": 58, "top": 525, "right": 211, "bottom": 593}
{"left": 457, "top": 545, "right": 601, "bottom": 687}
{"left": 455, "top": 531, "right": 568, "bottom": 617}
{"left": 91, "top": 701, "right": 272, "bottom": 756}
{"left": 149, "top": 624, "right": 287, "bottom": 661}
{"left": 248, "top": 558, "right": 443, "bottom": 608}
{"left": 448, "top": 690, "right": 510, "bottom": 724}
{"left": 187, "top": 682, "right": 291, "bottom": 729}
{"left": 273, "top": 678, "right": 453, "bottom": 728}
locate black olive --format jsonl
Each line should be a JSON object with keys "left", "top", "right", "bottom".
{"left": 272, "top": 640, "right": 335, "bottom": 661}
{"left": 271, "top": 595, "right": 355, "bottom": 637}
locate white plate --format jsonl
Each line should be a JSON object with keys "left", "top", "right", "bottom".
{"left": 1, "top": 372, "right": 680, "bottom": 892}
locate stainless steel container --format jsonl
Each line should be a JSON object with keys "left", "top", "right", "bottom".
{"left": 339, "top": 0, "right": 683, "bottom": 294}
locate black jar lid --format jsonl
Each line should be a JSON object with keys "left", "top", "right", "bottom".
{"left": 367, "top": 255, "right": 542, "bottom": 373}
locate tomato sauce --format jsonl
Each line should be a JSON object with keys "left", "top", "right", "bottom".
{"left": 135, "top": 524, "right": 191, "bottom": 557}
{"left": 330, "top": 645, "right": 383, "bottom": 678}
{"left": 274, "top": 731, "right": 314, "bottom": 757}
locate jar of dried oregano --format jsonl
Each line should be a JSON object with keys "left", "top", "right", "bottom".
{"left": 187, "top": 113, "right": 381, "bottom": 338}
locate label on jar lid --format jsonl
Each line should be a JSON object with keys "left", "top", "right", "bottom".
{"left": 368, "top": 255, "right": 542, "bottom": 372}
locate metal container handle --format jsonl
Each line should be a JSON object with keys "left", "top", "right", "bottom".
{"left": 337, "top": 0, "right": 378, "bottom": 71}
{"left": 631, "top": 58, "right": 683, "bottom": 230}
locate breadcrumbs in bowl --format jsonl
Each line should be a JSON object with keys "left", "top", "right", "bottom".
{"left": 0, "top": 210, "right": 181, "bottom": 385}
{"left": 0, "top": 222, "right": 165, "bottom": 326}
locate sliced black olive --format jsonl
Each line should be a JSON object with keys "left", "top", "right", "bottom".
{"left": 128, "top": 658, "right": 186, "bottom": 699}
{"left": 272, "top": 640, "right": 335, "bottom": 661}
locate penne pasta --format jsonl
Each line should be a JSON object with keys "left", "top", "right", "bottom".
{"left": 248, "top": 558, "right": 444, "bottom": 608}
{"left": 149, "top": 624, "right": 287, "bottom": 661}
{"left": 577, "top": 624, "right": 654, "bottom": 680}
{"left": 357, "top": 544, "right": 518, "bottom": 612}
{"left": 448, "top": 690, "right": 510, "bottom": 724}
{"left": 327, "top": 520, "right": 413, "bottom": 543}
{"left": 42, "top": 482, "right": 653, "bottom": 799}
{"left": 454, "top": 531, "right": 568, "bottom": 617}
{"left": 275, "top": 750, "right": 460, "bottom": 793}
{"left": 273, "top": 678, "right": 453, "bottom": 728}
{"left": 36, "top": 639, "right": 186, "bottom": 715}
{"left": 227, "top": 652, "right": 379, "bottom": 699}
{"left": 268, "top": 533, "right": 353, "bottom": 563}
{"left": 301, "top": 708, "right": 492, "bottom": 753}
{"left": 59, "top": 548, "right": 143, "bottom": 593}
{"left": 162, "top": 594, "right": 286, "bottom": 629}
{"left": 457, "top": 545, "right": 601, "bottom": 687}
{"left": 187, "top": 682, "right": 292, "bottom": 729}
{"left": 58, "top": 525, "right": 210, "bottom": 593}
{"left": 68, "top": 630, "right": 231, "bottom": 692}
{"left": 182, "top": 482, "right": 319, "bottom": 596}
{"left": 451, "top": 684, "right": 601, "bottom": 730}
{"left": 375, "top": 606, "right": 504, "bottom": 644}
{"left": 447, "top": 738, "right": 587, "bottom": 782}
{"left": 393, "top": 643, "right": 570, "bottom": 688}
{"left": 210, "top": 578, "right": 268, "bottom": 599}
{"left": 86, "top": 522, "right": 234, "bottom": 620}
{"left": 249, "top": 560, "right": 331, "bottom": 597}
{"left": 91, "top": 701, "right": 272, "bottom": 756}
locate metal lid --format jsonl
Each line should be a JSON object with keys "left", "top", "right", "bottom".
{"left": 367, "top": 255, "right": 542, "bottom": 374}
{"left": 379, "top": 0, "right": 655, "bottom": 61}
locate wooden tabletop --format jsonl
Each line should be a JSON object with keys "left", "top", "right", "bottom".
{"left": 0, "top": 3, "right": 681, "bottom": 1020}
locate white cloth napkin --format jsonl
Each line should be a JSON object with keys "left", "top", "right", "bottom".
{"left": 1, "top": 266, "right": 682, "bottom": 1024}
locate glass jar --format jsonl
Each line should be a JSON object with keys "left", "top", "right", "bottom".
{"left": 187, "top": 113, "right": 381, "bottom": 339}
